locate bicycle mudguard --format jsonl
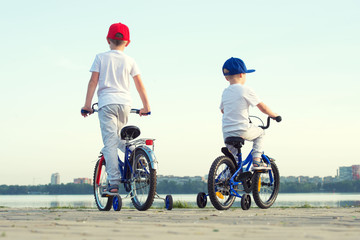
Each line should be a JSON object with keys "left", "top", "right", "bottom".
{"left": 96, "top": 155, "right": 105, "bottom": 185}
{"left": 135, "top": 146, "right": 158, "bottom": 170}
{"left": 221, "top": 147, "right": 238, "bottom": 168}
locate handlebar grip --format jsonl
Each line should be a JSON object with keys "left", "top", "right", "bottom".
{"left": 81, "top": 109, "right": 90, "bottom": 114}
{"left": 275, "top": 116, "right": 282, "bottom": 122}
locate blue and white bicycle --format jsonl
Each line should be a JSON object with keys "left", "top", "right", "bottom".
{"left": 197, "top": 116, "right": 282, "bottom": 210}
{"left": 82, "top": 103, "right": 173, "bottom": 211}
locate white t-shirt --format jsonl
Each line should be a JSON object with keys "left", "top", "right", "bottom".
{"left": 90, "top": 50, "right": 140, "bottom": 109}
{"left": 220, "top": 84, "right": 261, "bottom": 134}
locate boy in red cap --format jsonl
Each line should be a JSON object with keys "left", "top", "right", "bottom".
{"left": 220, "top": 57, "right": 280, "bottom": 170}
{"left": 81, "top": 23, "right": 150, "bottom": 194}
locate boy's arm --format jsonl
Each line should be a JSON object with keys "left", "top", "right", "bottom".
{"left": 81, "top": 72, "right": 99, "bottom": 117}
{"left": 133, "top": 74, "right": 150, "bottom": 115}
{"left": 256, "top": 102, "right": 278, "bottom": 118}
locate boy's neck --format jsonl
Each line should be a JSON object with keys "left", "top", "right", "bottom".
{"left": 228, "top": 78, "right": 246, "bottom": 85}
{"left": 109, "top": 42, "right": 126, "bottom": 51}
{"left": 229, "top": 79, "right": 244, "bottom": 85}
{"left": 110, "top": 45, "right": 125, "bottom": 51}
{"left": 227, "top": 73, "right": 246, "bottom": 85}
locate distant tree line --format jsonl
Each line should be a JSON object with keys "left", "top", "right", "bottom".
{"left": 0, "top": 180, "right": 359, "bottom": 195}
{"left": 280, "top": 180, "right": 360, "bottom": 193}
{"left": 0, "top": 183, "right": 92, "bottom": 195}
{"left": 156, "top": 180, "right": 207, "bottom": 194}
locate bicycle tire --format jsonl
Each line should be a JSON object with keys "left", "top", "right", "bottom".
{"left": 112, "top": 195, "right": 122, "bottom": 211}
{"left": 130, "top": 148, "right": 157, "bottom": 211}
{"left": 207, "top": 156, "right": 236, "bottom": 210}
{"left": 165, "top": 195, "right": 173, "bottom": 210}
{"left": 241, "top": 194, "right": 251, "bottom": 210}
{"left": 196, "top": 192, "right": 207, "bottom": 208}
{"left": 93, "top": 158, "right": 113, "bottom": 211}
{"left": 252, "top": 161, "right": 280, "bottom": 209}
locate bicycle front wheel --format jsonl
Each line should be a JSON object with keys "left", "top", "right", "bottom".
{"left": 130, "top": 148, "right": 156, "bottom": 211}
{"left": 252, "top": 161, "right": 280, "bottom": 209}
{"left": 207, "top": 156, "right": 236, "bottom": 210}
{"left": 93, "top": 157, "right": 113, "bottom": 211}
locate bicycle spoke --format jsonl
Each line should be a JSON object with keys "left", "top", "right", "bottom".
{"left": 252, "top": 162, "right": 280, "bottom": 209}
{"left": 208, "top": 156, "right": 236, "bottom": 210}
{"left": 130, "top": 148, "right": 156, "bottom": 211}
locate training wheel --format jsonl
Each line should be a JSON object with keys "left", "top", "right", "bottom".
{"left": 196, "top": 192, "right": 207, "bottom": 208}
{"left": 241, "top": 194, "right": 251, "bottom": 210}
{"left": 112, "top": 195, "right": 122, "bottom": 211}
{"left": 165, "top": 195, "right": 173, "bottom": 210}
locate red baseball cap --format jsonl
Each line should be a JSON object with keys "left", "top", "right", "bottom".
{"left": 107, "top": 23, "right": 130, "bottom": 46}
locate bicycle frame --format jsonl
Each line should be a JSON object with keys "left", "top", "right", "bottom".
{"left": 225, "top": 150, "right": 274, "bottom": 198}
{"left": 119, "top": 145, "right": 134, "bottom": 183}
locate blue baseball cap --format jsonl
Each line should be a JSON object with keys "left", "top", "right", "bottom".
{"left": 222, "top": 57, "right": 255, "bottom": 76}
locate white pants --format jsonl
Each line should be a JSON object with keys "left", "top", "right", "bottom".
{"left": 224, "top": 124, "right": 265, "bottom": 159}
{"left": 98, "top": 104, "right": 130, "bottom": 185}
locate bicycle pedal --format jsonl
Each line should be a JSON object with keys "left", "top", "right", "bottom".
{"left": 101, "top": 192, "right": 120, "bottom": 197}
{"left": 216, "top": 192, "right": 225, "bottom": 199}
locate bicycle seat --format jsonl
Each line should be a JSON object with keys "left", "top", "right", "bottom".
{"left": 121, "top": 126, "right": 141, "bottom": 140}
{"left": 225, "top": 137, "right": 245, "bottom": 149}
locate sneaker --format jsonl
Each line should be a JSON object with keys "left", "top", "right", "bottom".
{"left": 252, "top": 160, "right": 271, "bottom": 171}
{"left": 102, "top": 184, "right": 119, "bottom": 196}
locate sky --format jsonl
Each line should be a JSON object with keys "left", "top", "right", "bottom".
{"left": 0, "top": 0, "right": 359, "bottom": 185}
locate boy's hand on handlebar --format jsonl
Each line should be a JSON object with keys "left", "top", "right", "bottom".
{"left": 271, "top": 115, "right": 282, "bottom": 122}
{"left": 139, "top": 108, "right": 151, "bottom": 116}
{"left": 81, "top": 106, "right": 94, "bottom": 117}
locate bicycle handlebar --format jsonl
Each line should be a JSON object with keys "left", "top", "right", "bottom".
{"left": 260, "top": 116, "right": 282, "bottom": 130}
{"left": 81, "top": 103, "right": 151, "bottom": 116}
{"left": 130, "top": 109, "right": 151, "bottom": 116}
{"left": 80, "top": 103, "right": 99, "bottom": 115}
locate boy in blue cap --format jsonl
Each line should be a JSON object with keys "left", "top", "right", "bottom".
{"left": 81, "top": 23, "right": 150, "bottom": 194}
{"left": 220, "top": 57, "right": 280, "bottom": 170}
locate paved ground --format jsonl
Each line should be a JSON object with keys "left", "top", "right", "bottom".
{"left": 0, "top": 207, "right": 360, "bottom": 239}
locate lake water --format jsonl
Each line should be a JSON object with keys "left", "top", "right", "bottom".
{"left": 0, "top": 193, "right": 359, "bottom": 208}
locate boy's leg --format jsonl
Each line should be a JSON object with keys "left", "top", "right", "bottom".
{"left": 225, "top": 144, "right": 239, "bottom": 161}
{"left": 98, "top": 104, "right": 129, "bottom": 187}
{"left": 116, "top": 105, "right": 131, "bottom": 152}
{"left": 240, "top": 124, "right": 266, "bottom": 166}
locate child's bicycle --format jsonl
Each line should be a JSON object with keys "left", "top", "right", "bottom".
{"left": 197, "top": 116, "right": 282, "bottom": 210}
{"left": 82, "top": 103, "right": 173, "bottom": 211}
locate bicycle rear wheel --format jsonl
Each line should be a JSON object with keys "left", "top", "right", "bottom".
{"left": 93, "top": 157, "right": 113, "bottom": 211}
{"left": 207, "top": 156, "right": 236, "bottom": 210}
{"left": 130, "top": 148, "right": 156, "bottom": 211}
{"left": 252, "top": 161, "right": 280, "bottom": 209}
